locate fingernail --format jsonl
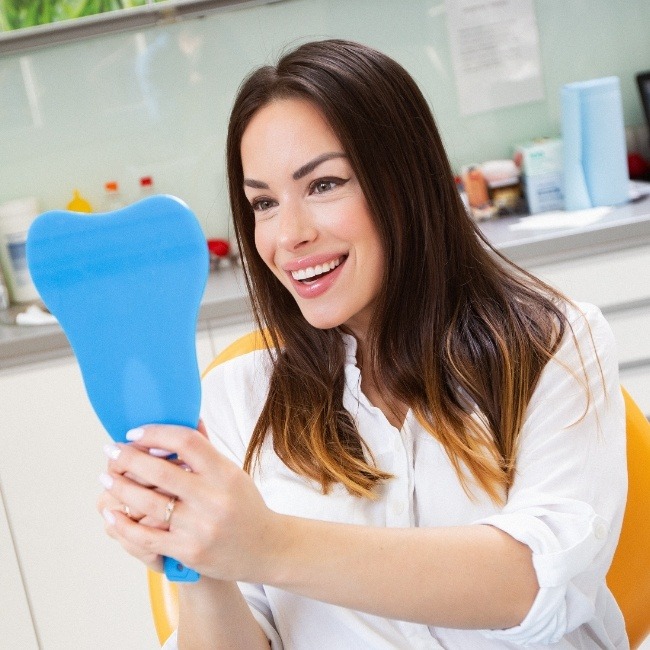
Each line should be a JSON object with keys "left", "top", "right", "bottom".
{"left": 98, "top": 473, "right": 113, "bottom": 489}
{"left": 126, "top": 427, "right": 145, "bottom": 441}
{"left": 149, "top": 448, "right": 173, "bottom": 457}
{"left": 103, "top": 443, "right": 121, "bottom": 460}
{"left": 102, "top": 508, "right": 116, "bottom": 525}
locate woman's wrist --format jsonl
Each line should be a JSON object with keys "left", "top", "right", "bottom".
{"left": 256, "top": 512, "right": 300, "bottom": 588}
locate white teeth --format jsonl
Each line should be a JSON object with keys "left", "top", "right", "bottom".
{"left": 291, "top": 257, "right": 342, "bottom": 281}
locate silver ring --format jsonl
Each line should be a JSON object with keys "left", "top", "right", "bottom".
{"left": 163, "top": 496, "right": 177, "bottom": 525}
{"left": 122, "top": 504, "right": 133, "bottom": 519}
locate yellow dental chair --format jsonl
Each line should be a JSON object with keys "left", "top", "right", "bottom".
{"left": 606, "top": 388, "right": 650, "bottom": 648}
{"left": 148, "top": 333, "right": 650, "bottom": 648}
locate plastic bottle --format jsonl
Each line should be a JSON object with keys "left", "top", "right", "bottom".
{"left": 0, "top": 267, "right": 9, "bottom": 310}
{"left": 0, "top": 197, "right": 40, "bottom": 303}
{"left": 102, "top": 181, "right": 126, "bottom": 212}
{"left": 67, "top": 189, "right": 93, "bottom": 213}
{"left": 139, "top": 176, "right": 155, "bottom": 199}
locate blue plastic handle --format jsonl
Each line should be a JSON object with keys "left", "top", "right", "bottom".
{"left": 26, "top": 195, "right": 209, "bottom": 583}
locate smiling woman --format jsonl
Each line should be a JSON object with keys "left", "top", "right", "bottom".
{"left": 241, "top": 99, "right": 384, "bottom": 335}
{"left": 98, "top": 39, "right": 629, "bottom": 650}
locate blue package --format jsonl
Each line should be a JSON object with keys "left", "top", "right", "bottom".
{"left": 26, "top": 194, "right": 209, "bottom": 583}
{"left": 561, "top": 76, "right": 629, "bottom": 211}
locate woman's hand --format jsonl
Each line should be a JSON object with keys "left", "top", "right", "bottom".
{"left": 97, "top": 484, "right": 166, "bottom": 573}
{"left": 97, "top": 423, "right": 281, "bottom": 583}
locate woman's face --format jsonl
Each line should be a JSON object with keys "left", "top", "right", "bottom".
{"left": 241, "top": 98, "right": 384, "bottom": 339}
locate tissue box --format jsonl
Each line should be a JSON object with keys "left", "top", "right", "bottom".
{"left": 515, "top": 139, "right": 564, "bottom": 213}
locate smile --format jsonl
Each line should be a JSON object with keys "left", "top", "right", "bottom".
{"left": 290, "top": 256, "right": 344, "bottom": 282}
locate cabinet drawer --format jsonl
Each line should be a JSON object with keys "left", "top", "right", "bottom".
{"left": 606, "top": 306, "right": 650, "bottom": 366}
{"left": 530, "top": 245, "right": 650, "bottom": 309}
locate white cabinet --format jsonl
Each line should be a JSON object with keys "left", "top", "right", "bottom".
{"left": 0, "top": 326, "right": 235, "bottom": 649}
{"left": 0, "top": 354, "right": 159, "bottom": 649}
{"left": 529, "top": 244, "right": 650, "bottom": 416}
{"left": 0, "top": 486, "right": 38, "bottom": 649}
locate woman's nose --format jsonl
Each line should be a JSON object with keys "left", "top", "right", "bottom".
{"left": 276, "top": 201, "right": 318, "bottom": 251}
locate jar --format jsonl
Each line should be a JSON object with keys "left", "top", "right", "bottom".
{"left": 480, "top": 160, "right": 522, "bottom": 213}
{"left": 0, "top": 197, "right": 40, "bottom": 303}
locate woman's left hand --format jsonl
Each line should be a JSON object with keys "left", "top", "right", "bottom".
{"left": 100, "top": 424, "right": 281, "bottom": 582}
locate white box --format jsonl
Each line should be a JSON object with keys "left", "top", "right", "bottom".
{"left": 515, "top": 139, "right": 565, "bottom": 213}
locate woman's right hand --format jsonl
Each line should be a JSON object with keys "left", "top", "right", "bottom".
{"left": 97, "top": 421, "right": 210, "bottom": 573}
{"left": 97, "top": 463, "right": 168, "bottom": 573}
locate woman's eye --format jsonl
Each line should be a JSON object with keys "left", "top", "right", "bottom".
{"left": 251, "top": 198, "right": 276, "bottom": 212}
{"left": 310, "top": 177, "right": 348, "bottom": 195}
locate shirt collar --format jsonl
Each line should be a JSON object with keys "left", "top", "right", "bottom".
{"left": 340, "top": 330, "right": 359, "bottom": 366}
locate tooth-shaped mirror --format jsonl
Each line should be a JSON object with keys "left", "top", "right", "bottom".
{"left": 27, "top": 194, "right": 208, "bottom": 583}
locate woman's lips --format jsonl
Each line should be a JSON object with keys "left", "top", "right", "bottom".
{"left": 290, "top": 256, "right": 343, "bottom": 281}
{"left": 287, "top": 255, "right": 347, "bottom": 299}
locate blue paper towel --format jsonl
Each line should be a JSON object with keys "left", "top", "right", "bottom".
{"left": 561, "top": 76, "right": 629, "bottom": 211}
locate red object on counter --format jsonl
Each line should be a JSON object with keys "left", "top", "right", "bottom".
{"left": 628, "top": 153, "right": 650, "bottom": 180}
{"left": 207, "top": 238, "right": 230, "bottom": 257}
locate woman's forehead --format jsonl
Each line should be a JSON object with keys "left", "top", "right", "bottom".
{"left": 241, "top": 99, "right": 346, "bottom": 177}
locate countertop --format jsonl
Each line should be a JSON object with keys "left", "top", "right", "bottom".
{"left": 2, "top": 187, "right": 650, "bottom": 371}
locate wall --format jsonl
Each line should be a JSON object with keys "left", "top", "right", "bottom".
{"left": 1, "top": 0, "right": 649, "bottom": 238}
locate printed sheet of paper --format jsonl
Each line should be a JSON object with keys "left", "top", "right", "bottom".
{"left": 445, "top": 0, "right": 544, "bottom": 115}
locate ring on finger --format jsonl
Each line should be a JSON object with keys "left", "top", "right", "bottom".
{"left": 122, "top": 504, "right": 144, "bottom": 522}
{"left": 163, "top": 496, "right": 177, "bottom": 525}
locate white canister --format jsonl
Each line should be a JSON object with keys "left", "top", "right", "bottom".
{"left": 0, "top": 197, "right": 40, "bottom": 303}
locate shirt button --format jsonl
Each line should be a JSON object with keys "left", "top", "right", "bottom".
{"left": 392, "top": 501, "right": 405, "bottom": 516}
{"left": 593, "top": 521, "right": 608, "bottom": 540}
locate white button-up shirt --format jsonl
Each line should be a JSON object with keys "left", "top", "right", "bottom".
{"left": 165, "top": 301, "right": 627, "bottom": 649}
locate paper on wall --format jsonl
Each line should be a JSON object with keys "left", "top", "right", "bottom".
{"left": 445, "top": 0, "right": 544, "bottom": 115}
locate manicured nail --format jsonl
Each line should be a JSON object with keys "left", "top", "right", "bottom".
{"left": 103, "top": 443, "right": 121, "bottom": 460}
{"left": 98, "top": 473, "right": 113, "bottom": 489}
{"left": 126, "top": 427, "right": 145, "bottom": 442}
{"left": 102, "top": 508, "right": 116, "bottom": 525}
{"left": 149, "top": 448, "right": 173, "bottom": 457}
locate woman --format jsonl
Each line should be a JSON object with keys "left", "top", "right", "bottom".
{"left": 99, "top": 40, "right": 628, "bottom": 648}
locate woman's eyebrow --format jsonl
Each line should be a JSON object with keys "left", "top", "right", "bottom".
{"left": 243, "top": 152, "right": 347, "bottom": 189}
{"left": 292, "top": 152, "right": 347, "bottom": 180}
{"left": 243, "top": 178, "right": 269, "bottom": 189}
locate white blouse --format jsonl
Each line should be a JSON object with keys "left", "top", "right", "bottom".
{"left": 165, "top": 301, "right": 628, "bottom": 649}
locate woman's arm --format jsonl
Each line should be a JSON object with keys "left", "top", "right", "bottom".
{"left": 103, "top": 427, "right": 538, "bottom": 631}
{"left": 268, "top": 514, "right": 538, "bottom": 629}
{"left": 175, "top": 580, "right": 270, "bottom": 650}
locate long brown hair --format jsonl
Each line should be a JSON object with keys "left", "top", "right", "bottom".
{"left": 226, "top": 39, "right": 568, "bottom": 503}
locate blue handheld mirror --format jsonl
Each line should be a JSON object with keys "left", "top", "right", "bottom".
{"left": 26, "top": 195, "right": 209, "bottom": 583}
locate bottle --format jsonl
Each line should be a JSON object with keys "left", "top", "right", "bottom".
{"left": 0, "top": 197, "right": 40, "bottom": 303}
{"left": 461, "top": 165, "right": 496, "bottom": 221}
{"left": 102, "top": 181, "right": 126, "bottom": 212}
{"left": 139, "top": 176, "right": 155, "bottom": 199}
{"left": 462, "top": 165, "right": 490, "bottom": 208}
{"left": 66, "top": 189, "right": 93, "bottom": 213}
{"left": 0, "top": 266, "right": 9, "bottom": 310}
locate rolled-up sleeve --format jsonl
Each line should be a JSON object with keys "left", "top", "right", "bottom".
{"left": 475, "top": 303, "right": 627, "bottom": 645}
{"left": 238, "top": 582, "right": 284, "bottom": 649}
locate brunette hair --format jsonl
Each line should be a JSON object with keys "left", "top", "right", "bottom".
{"left": 226, "top": 39, "right": 568, "bottom": 502}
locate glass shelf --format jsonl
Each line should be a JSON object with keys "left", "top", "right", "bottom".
{"left": 0, "top": 0, "right": 282, "bottom": 55}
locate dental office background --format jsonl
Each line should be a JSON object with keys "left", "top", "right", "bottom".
{"left": 1, "top": 0, "right": 649, "bottom": 240}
